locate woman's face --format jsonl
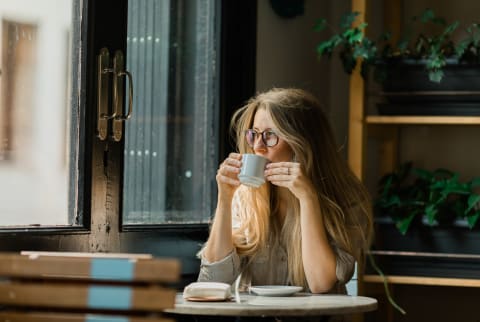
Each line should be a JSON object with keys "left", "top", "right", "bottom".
{"left": 251, "top": 108, "right": 293, "bottom": 162}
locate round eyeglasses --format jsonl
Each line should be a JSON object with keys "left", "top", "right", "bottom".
{"left": 244, "top": 129, "right": 279, "bottom": 147}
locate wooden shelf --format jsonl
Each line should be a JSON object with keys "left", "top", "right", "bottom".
{"left": 365, "top": 115, "right": 480, "bottom": 125}
{"left": 368, "top": 250, "right": 480, "bottom": 260}
{"left": 363, "top": 274, "right": 480, "bottom": 288}
{"left": 348, "top": 1, "right": 480, "bottom": 321}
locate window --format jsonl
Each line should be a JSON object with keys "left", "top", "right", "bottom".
{"left": 123, "top": 0, "right": 218, "bottom": 226}
{"left": 0, "top": 1, "right": 73, "bottom": 226}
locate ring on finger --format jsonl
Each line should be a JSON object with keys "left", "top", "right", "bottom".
{"left": 287, "top": 168, "right": 290, "bottom": 175}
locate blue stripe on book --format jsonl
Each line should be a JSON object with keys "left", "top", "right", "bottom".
{"left": 88, "top": 286, "right": 132, "bottom": 310}
{"left": 86, "top": 315, "right": 129, "bottom": 322}
{"left": 90, "top": 258, "right": 134, "bottom": 281}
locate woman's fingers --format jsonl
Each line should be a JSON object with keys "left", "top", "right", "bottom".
{"left": 265, "top": 162, "right": 315, "bottom": 199}
{"left": 223, "top": 153, "right": 242, "bottom": 167}
{"left": 265, "top": 162, "right": 299, "bottom": 179}
{"left": 220, "top": 153, "right": 242, "bottom": 173}
{"left": 218, "top": 164, "right": 241, "bottom": 176}
{"left": 264, "top": 162, "right": 306, "bottom": 191}
{"left": 218, "top": 174, "right": 241, "bottom": 186}
{"left": 216, "top": 153, "right": 243, "bottom": 186}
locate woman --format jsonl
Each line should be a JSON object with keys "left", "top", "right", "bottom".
{"left": 198, "top": 88, "right": 373, "bottom": 294}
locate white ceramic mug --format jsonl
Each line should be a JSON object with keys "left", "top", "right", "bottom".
{"left": 238, "top": 154, "right": 269, "bottom": 188}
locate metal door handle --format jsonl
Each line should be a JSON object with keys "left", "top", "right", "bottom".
{"left": 96, "top": 48, "right": 134, "bottom": 141}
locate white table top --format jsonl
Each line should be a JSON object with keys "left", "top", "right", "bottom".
{"left": 164, "top": 293, "right": 378, "bottom": 317}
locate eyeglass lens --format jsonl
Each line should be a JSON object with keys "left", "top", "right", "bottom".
{"left": 245, "top": 129, "right": 278, "bottom": 147}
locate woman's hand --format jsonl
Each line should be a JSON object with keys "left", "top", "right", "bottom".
{"left": 216, "top": 152, "right": 242, "bottom": 198}
{"left": 264, "top": 162, "right": 315, "bottom": 199}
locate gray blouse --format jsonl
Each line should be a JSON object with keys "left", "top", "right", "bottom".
{"left": 197, "top": 201, "right": 357, "bottom": 294}
{"left": 198, "top": 241, "right": 355, "bottom": 294}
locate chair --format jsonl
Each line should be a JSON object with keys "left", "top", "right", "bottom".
{"left": 0, "top": 251, "right": 181, "bottom": 322}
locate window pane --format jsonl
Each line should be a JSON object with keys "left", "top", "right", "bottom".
{"left": 123, "top": 0, "right": 218, "bottom": 225}
{"left": 0, "top": 0, "right": 75, "bottom": 226}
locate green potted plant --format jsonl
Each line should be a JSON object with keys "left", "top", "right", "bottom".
{"left": 315, "top": 8, "right": 480, "bottom": 83}
{"left": 375, "top": 161, "right": 480, "bottom": 235}
{"left": 315, "top": 9, "right": 480, "bottom": 115}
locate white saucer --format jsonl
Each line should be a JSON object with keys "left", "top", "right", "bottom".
{"left": 250, "top": 285, "right": 303, "bottom": 297}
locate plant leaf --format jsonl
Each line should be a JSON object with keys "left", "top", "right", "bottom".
{"left": 316, "top": 35, "right": 342, "bottom": 56}
{"left": 469, "top": 177, "right": 480, "bottom": 188}
{"left": 443, "top": 21, "right": 459, "bottom": 36}
{"left": 357, "top": 22, "right": 368, "bottom": 31}
{"left": 465, "top": 194, "right": 480, "bottom": 214}
{"left": 466, "top": 210, "right": 480, "bottom": 229}
{"left": 455, "top": 39, "right": 469, "bottom": 58}
{"left": 353, "top": 46, "right": 371, "bottom": 59}
{"left": 428, "top": 69, "right": 444, "bottom": 82}
{"left": 314, "top": 18, "right": 327, "bottom": 32}
{"left": 344, "top": 28, "right": 364, "bottom": 43}
{"left": 397, "top": 39, "right": 409, "bottom": 53}
{"left": 395, "top": 213, "right": 416, "bottom": 235}
{"left": 420, "top": 8, "right": 435, "bottom": 23}
{"left": 425, "top": 204, "right": 438, "bottom": 225}
{"left": 317, "top": 40, "right": 334, "bottom": 55}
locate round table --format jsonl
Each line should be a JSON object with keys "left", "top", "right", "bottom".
{"left": 164, "top": 293, "right": 378, "bottom": 317}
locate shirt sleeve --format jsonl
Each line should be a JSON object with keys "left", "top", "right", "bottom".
{"left": 333, "top": 243, "right": 356, "bottom": 284}
{"left": 197, "top": 249, "right": 242, "bottom": 285}
{"left": 334, "top": 204, "right": 368, "bottom": 284}
{"left": 197, "top": 191, "right": 243, "bottom": 285}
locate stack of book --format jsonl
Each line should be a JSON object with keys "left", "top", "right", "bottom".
{"left": 0, "top": 251, "right": 180, "bottom": 322}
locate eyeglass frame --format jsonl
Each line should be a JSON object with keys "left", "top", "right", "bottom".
{"left": 244, "top": 129, "right": 279, "bottom": 147}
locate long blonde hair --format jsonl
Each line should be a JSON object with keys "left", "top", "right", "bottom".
{"left": 230, "top": 88, "right": 373, "bottom": 289}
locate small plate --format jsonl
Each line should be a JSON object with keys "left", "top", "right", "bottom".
{"left": 250, "top": 285, "right": 303, "bottom": 297}
{"left": 185, "top": 296, "right": 232, "bottom": 302}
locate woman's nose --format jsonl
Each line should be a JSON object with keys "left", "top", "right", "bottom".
{"left": 253, "top": 135, "right": 267, "bottom": 150}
